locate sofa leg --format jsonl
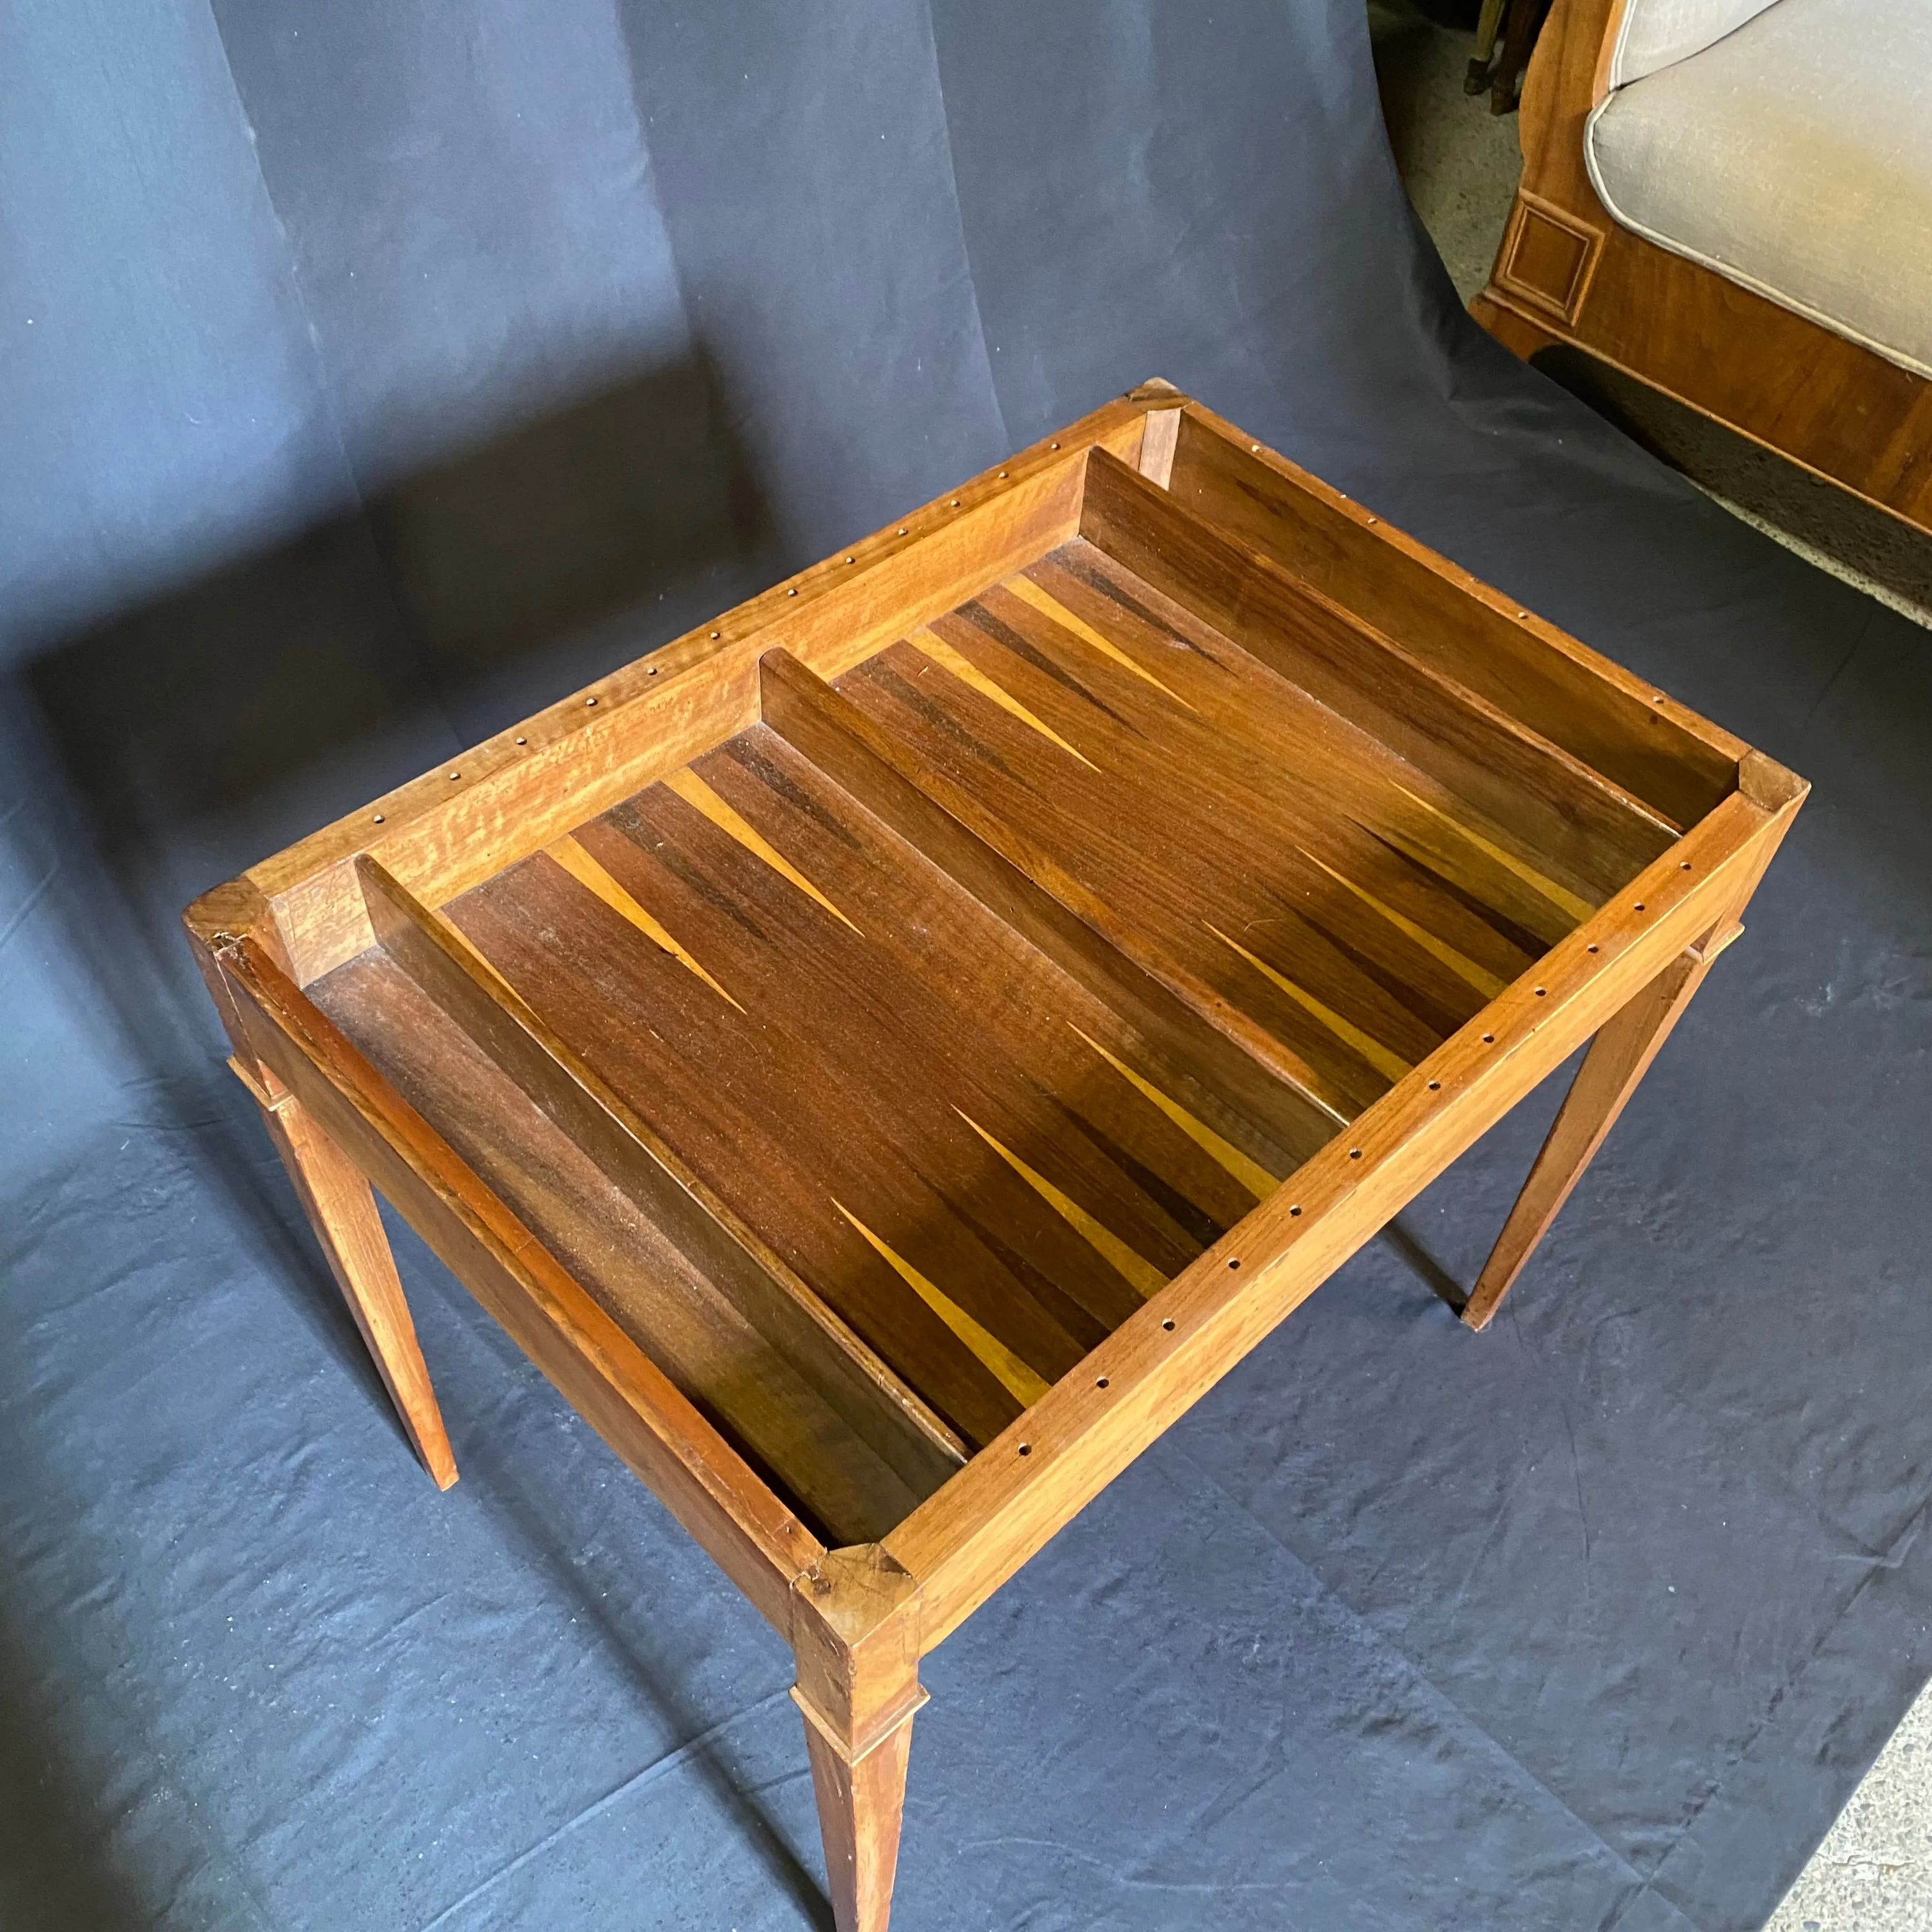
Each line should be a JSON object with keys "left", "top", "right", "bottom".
{"left": 1491, "top": 0, "right": 1552, "bottom": 112}
{"left": 1467, "top": 0, "right": 1507, "bottom": 92}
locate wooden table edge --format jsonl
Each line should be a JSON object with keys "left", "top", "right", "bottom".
{"left": 203, "top": 927, "right": 827, "bottom": 1632}
{"left": 884, "top": 780, "right": 1797, "bottom": 1648}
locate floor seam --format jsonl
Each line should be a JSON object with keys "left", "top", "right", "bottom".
{"left": 1638, "top": 1491, "right": 1932, "bottom": 1913}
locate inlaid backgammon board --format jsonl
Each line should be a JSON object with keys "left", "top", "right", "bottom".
{"left": 187, "top": 380, "right": 1805, "bottom": 1932}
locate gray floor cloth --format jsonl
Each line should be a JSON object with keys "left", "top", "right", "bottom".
{"left": 4, "top": 3, "right": 1930, "bottom": 1928}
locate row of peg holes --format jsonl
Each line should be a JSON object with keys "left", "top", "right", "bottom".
{"left": 361, "top": 447, "right": 1080, "bottom": 829}
{"left": 1208, "top": 877, "right": 1696, "bottom": 1331}
{"left": 1008, "top": 759, "right": 1699, "bottom": 1452}
{"left": 1052, "top": 1310, "right": 1184, "bottom": 1452}
{"left": 1006, "top": 866, "right": 1691, "bottom": 1459}
{"left": 1040, "top": 1135, "right": 1400, "bottom": 1450}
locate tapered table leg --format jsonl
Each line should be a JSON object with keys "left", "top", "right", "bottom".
{"left": 799, "top": 1696, "right": 919, "bottom": 1932}
{"left": 1462, "top": 928, "right": 1736, "bottom": 1331}
{"left": 247, "top": 1067, "right": 459, "bottom": 1489}
{"left": 793, "top": 1547, "right": 924, "bottom": 1932}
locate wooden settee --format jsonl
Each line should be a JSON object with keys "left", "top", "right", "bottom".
{"left": 1473, "top": 0, "right": 1932, "bottom": 538}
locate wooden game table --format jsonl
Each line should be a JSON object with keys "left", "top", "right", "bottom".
{"left": 185, "top": 380, "right": 1804, "bottom": 1932}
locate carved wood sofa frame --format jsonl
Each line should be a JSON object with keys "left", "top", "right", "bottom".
{"left": 1473, "top": 0, "right": 1932, "bottom": 539}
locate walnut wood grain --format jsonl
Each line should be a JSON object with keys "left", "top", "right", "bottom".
{"left": 1162, "top": 404, "right": 1744, "bottom": 825}
{"left": 352, "top": 853, "right": 967, "bottom": 1497}
{"left": 1079, "top": 448, "right": 1678, "bottom": 900}
{"left": 759, "top": 645, "right": 1344, "bottom": 1158}
{"left": 184, "top": 385, "right": 1807, "bottom": 1932}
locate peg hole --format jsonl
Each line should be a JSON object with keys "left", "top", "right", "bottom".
{"left": 1289, "top": 1205, "right": 1303, "bottom": 1217}
{"left": 1050, "top": 441, "right": 1060, "bottom": 450}
{"left": 710, "top": 629, "right": 720, "bottom": 639}
{"left": 1162, "top": 1318, "right": 1176, "bottom": 1331}
{"left": 1680, "top": 861, "right": 1692, "bottom": 870}
{"left": 372, "top": 813, "right": 385, "bottom": 824}
{"left": 515, "top": 735, "right": 526, "bottom": 746}
{"left": 1634, "top": 901, "right": 1645, "bottom": 912}
{"left": 1096, "top": 1376, "right": 1110, "bottom": 1390}
{"left": 788, "top": 587, "right": 798, "bottom": 597}
{"left": 648, "top": 668, "right": 657, "bottom": 676}
{"left": 448, "top": 770, "right": 461, "bottom": 780}
{"left": 843, "top": 555, "right": 854, "bottom": 564}
{"left": 997, "top": 470, "right": 1008, "bottom": 479}
{"left": 1427, "top": 1080, "right": 1440, "bottom": 1090}
{"left": 1482, "top": 1032, "right": 1494, "bottom": 1043}
{"left": 949, "top": 498, "right": 960, "bottom": 507}
{"left": 1227, "top": 1257, "right": 1241, "bottom": 1270}
{"left": 897, "top": 526, "right": 908, "bottom": 535}
{"left": 1349, "top": 1147, "right": 1363, "bottom": 1160}
{"left": 585, "top": 696, "right": 597, "bottom": 706}
{"left": 1535, "top": 986, "right": 1547, "bottom": 997}
{"left": 1017, "top": 1442, "right": 1032, "bottom": 1457}
{"left": 1588, "top": 943, "right": 1600, "bottom": 953}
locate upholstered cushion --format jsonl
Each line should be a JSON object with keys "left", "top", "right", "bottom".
{"left": 1606, "top": 0, "right": 1782, "bottom": 88}
{"left": 1588, "top": 0, "right": 1932, "bottom": 379}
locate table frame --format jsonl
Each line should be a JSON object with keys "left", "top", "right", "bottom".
{"left": 186, "top": 382, "right": 1804, "bottom": 1932}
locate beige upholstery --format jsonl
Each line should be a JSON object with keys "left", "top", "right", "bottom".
{"left": 1606, "top": 0, "right": 1782, "bottom": 88}
{"left": 1588, "top": 0, "right": 1932, "bottom": 380}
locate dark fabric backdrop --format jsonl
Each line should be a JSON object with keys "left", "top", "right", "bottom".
{"left": 4, "top": 4, "right": 1928, "bottom": 1929}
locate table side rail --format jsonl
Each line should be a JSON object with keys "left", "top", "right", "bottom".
{"left": 210, "top": 931, "right": 824, "bottom": 1632}
{"left": 211, "top": 396, "right": 1167, "bottom": 988}
{"left": 1167, "top": 401, "right": 1746, "bottom": 827}
{"left": 1080, "top": 446, "right": 1678, "bottom": 901}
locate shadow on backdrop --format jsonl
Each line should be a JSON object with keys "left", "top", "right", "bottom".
{"left": 0, "top": 346, "right": 796, "bottom": 1928}
{"left": 14, "top": 344, "right": 770, "bottom": 1256}
{"left": 458, "top": 1421, "right": 834, "bottom": 1929}
{"left": 0, "top": 1662, "right": 148, "bottom": 1932}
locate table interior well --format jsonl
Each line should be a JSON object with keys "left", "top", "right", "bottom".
{"left": 305, "top": 445, "right": 1693, "bottom": 1547}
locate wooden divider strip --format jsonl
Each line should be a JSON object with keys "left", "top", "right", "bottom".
{"left": 353, "top": 855, "right": 969, "bottom": 1495}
